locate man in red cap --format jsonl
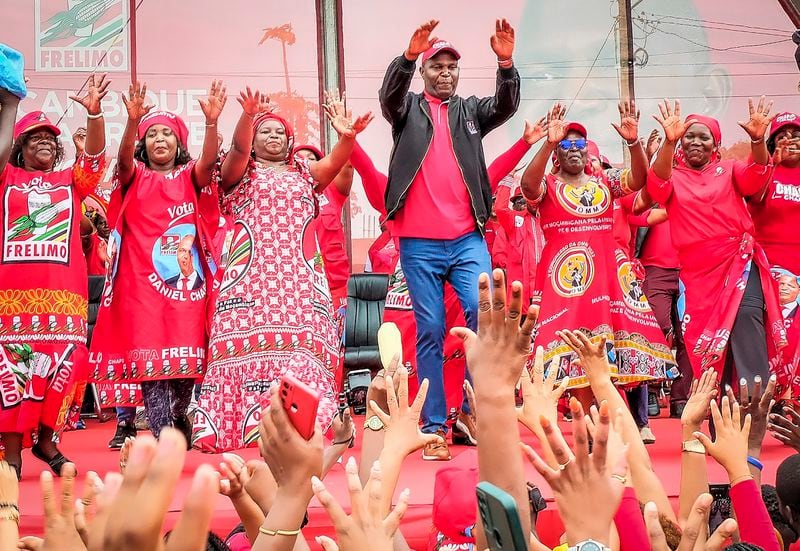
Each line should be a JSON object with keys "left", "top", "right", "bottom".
{"left": 379, "top": 19, "right": 520, "bottom": 460}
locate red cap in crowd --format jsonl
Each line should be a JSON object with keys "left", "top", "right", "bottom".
{"left": 768, "top": 112, "right": 800, "bottom": 151}
{"left": 14, "top": 111, "right": 61, "bottom": 141}
{"left": 565, "top": 121, "right": 588, "bottom": 138}
{"left": 137, "top": 111, "right": 189, "bottom": 146}
{"left": 430, "top": 460, "right": 478, "bottom": 546}
{"left": 421, "top": 40, "right": 461, "bottom": 64}
{"left": 684, "top": 114, "right": 721, "bottom": 145}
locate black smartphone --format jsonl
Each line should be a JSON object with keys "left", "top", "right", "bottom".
{"left": 708, "top": 483, "right": 732, "bottom": 534}
{"left": 476, "top": 481, "right": 528, "bottom": 551}
{"left": 346, "top": 369, "right": 372, "bottom": 415}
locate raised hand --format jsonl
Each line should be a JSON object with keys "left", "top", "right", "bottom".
{"left": 523, "top": 117, "right": 548, "bottom": 145}
{"left": 653, "top": 99, "right": 688, "bottom": 143}
{"left": 693, "top": 397, "right": 751, "bottom": 480}
{"left": 738, "top": 95, "right": 774, "bottom": 142}
{"left": 645, "top": 495, "right": 737, "bottom": 551}
{"left": 312, "top": 458, "right": 409, "bottom": 551}
{"left": 99, "top": 430, "right": 218, "bottom": 551}
{"left": 681, "top": 369, "right": 718, "bottom": 431}
{"left": 323, "top": 89, "right": 374, "bottom": 138}
{"left": 406, "top": 20, "right": 439, "bottom": 59}
{"left": 517, "top": 346, "right": 569, "bottom": 433}
{"left": 258, "top": 386, "right": 324, "bottom": 490}
{"left": 645, "top": 129, "right": 663, "bottom": 160}
{"left": 725, "top": 374, "right": 776, "bottom": 452}
{"left": 557, "top": 329, "right": 612, "bottom": 384}
{"left": 37, "top": 464, "right": 87, "bottom": 551}
{"left": 490, "top": 18, "right": 515, "bottom": 61}
{"left": 198, "top": 79, "right": 227, "bottom": 124}
{"left": 121, "top": 81, "right": 153, "bottom": 122}
{"left": 218, "top": 453, "right": 250, "bottom": 500}
{"left": 612, "top": 99, "right": 640, "bottom": 143}
{"left": 522, "top": 400, "right": 627, "bottom": 546}
{"left": 769, "top": 405, "right": 800, "bottom": 452}
{"left": 450, "top": 270, "right": 537, "bottom": 390}
{"left": 70, "top": 73, "right": 110, "bottom": 116}
{"left": 236, "top": 86, "right": 263, "bottom": 117}
{"left": 546, "top": 103, "right": 569, "bottom": 144}
{"left": 331, "top": 407, "right": 355, "bottom": 446}
{"left": 371, "top": 366, "right": 442, "bottom": 456}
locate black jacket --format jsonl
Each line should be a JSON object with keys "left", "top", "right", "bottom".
{"left": 379, "top": 55, "right": 520, "bottom": 234}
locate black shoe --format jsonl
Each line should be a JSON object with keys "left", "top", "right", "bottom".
{"left": 173, "top": 415, "right": 193, "bottom": 450}
{"left": 31, "top": 445, "right": 71, "bottom": 476}
{"left": 108, "top": 421, "right": 137, "bottom": 450}
{"left": 669, "top": 401, "right": 687, "bottom": 419}
{"left": 647, "top": 392, "right": 661, "bottom": 418}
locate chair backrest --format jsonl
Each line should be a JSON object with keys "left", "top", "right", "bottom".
{"left": 87, "top": 275, "right": 105, "bottom": 347}
{"left": 343, "top": 273, "right": 390, "bottom": 372}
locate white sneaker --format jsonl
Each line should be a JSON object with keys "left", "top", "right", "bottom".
{"left": 640, "top": 426, "right": 656, "bottom": 444}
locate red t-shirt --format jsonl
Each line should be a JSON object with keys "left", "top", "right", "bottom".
{"left": 638, "top": 219, "right": 679, "bottom": 269}
{"left": 315, "top": 185, "right": 350, "bottom": 292}
{"left": 392, "top": 93, "right": 475, "bottom": 239}
{"left": 0, "top": 152, "right": 105, "bottom": 345}
{"left": 646, "top": 160, "right": 771, "bottom": 253}
{"left": 749, "top": 163, "right": 800, "bottom": 273}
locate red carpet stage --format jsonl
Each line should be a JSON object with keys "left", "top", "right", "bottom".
{"left": 16, "top": 415, "right": 797, "bottom": 549}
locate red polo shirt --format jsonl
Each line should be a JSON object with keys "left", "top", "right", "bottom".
{"left": 392, "top": 92, "right": 475, "bottom": 239}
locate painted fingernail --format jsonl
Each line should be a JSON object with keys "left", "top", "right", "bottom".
{"left": 740, "top": 378, "right": 747, "bottom": 385}
{"left": 770, "top": 374, "right": 776, "bottom": 381}
{"left": 311, "top": 475, "right": 323, "bottom": 491}
{"left": 754, "top": 376, "right": 761, "bottom": 383}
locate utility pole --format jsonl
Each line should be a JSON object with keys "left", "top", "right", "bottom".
{"left": 616, "top": 0, "right": 635, "bottom": 163}
{"left": 315, "top": 0, "right": 352, "bottom": 268}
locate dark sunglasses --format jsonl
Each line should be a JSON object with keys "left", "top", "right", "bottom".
{"left": 558, "top": 138, "right": 587, "bottom": 151}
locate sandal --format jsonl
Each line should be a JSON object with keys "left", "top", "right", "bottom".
{"left": 31, "top": 445, "right": 71, "bottom": 476}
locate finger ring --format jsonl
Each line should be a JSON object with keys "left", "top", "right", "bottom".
{"left": 558, "top": 458, "right": 572, "bottom": 470}
{"left": 611, "top": 474, "right": 627, "bottom": 484}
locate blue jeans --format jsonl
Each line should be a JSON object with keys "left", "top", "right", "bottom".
{"left": 116, "top": 406, "right": 135, "bottom": 424}
{"left": 399, "top": 231, "right": 492, "bottom": 434}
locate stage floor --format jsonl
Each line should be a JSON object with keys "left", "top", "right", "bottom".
{"left": 16, "top": 415, "right": 797, "bottom": 549}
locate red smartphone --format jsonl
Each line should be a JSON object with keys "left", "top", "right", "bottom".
{"left": 279, "top": 375, "right": 320, "bottom": 440}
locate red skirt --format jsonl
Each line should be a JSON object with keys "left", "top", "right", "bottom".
{"left": 0, "top": 342, "right": 88, "bottom": 447}
{"left": 679, "top": 234, "right": 789, "bottom": 390}
{"left": 533, "top": 235, "right": 673, "bottom": 388}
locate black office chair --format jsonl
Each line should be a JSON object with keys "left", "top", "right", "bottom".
{"left": 342, "top": 273, "right": 390, "bottom": 373}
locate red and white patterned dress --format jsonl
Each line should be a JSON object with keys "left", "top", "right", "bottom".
{"left": 531, "top": 170, "right": 674, "bottom": 388}
{"left": 192, "top": 160, "right": 339, "bottom": 452}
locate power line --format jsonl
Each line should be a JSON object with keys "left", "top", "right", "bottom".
{"left": 566, "top": 23, "right": 617, "bottom": 114}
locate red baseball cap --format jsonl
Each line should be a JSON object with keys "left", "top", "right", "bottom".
{"left": 422, "top": 40, "right": 461, "bottom": 64}
{"left": 14, "top": 111, "right": 61, "bottom": 141}
{"left": 768, "top": 112, "right": 800, "bottom": 150}
{"left": 431, "top": 459, "right": 478, "bottom": 545}
{"left": 565, "top": 122, "right": 588, "bottom": 138}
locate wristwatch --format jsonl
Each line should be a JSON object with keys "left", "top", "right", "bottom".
{"left": 568, "top": 540, "right": 611, "bottom": 551}
{"left": 363, "top": 415, "right": 385, "bottom": 431}
{"left": 681, "top": 439, "right": 706, "bottom": 454}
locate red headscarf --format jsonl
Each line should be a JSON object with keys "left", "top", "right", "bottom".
{"left": 137, "top": 111, "right": 189, "bottom": 146}
{"left": 675, "top": 114, "right": 722, "bottom": 167}
{"left": 252, "top": 112, "right": 295, "bottom": 161}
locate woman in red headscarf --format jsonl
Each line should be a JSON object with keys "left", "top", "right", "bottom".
{"left": 0, "top": 75, "right": 109, "bottom": 479}
{"left": 749, "top": 112, "right": 800, "bottom": 401}
{"left": 520, "top": 101, "right": 673, "bottom": 406}
{"left": 192, "top": 89, "right": 372, "bottom": 452}
{"left": 90, "top": 80, "right": 228, "bottom": 444}
{"left": 647, "top": 98, "right": 785, "bottom": 392}
{"left": 293, "top": 143, "right": 354, "bottom": 314}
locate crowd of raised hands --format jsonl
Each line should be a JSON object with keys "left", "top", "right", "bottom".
{"left": 1, "top": 270, "right": 799, "bottom": 550}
